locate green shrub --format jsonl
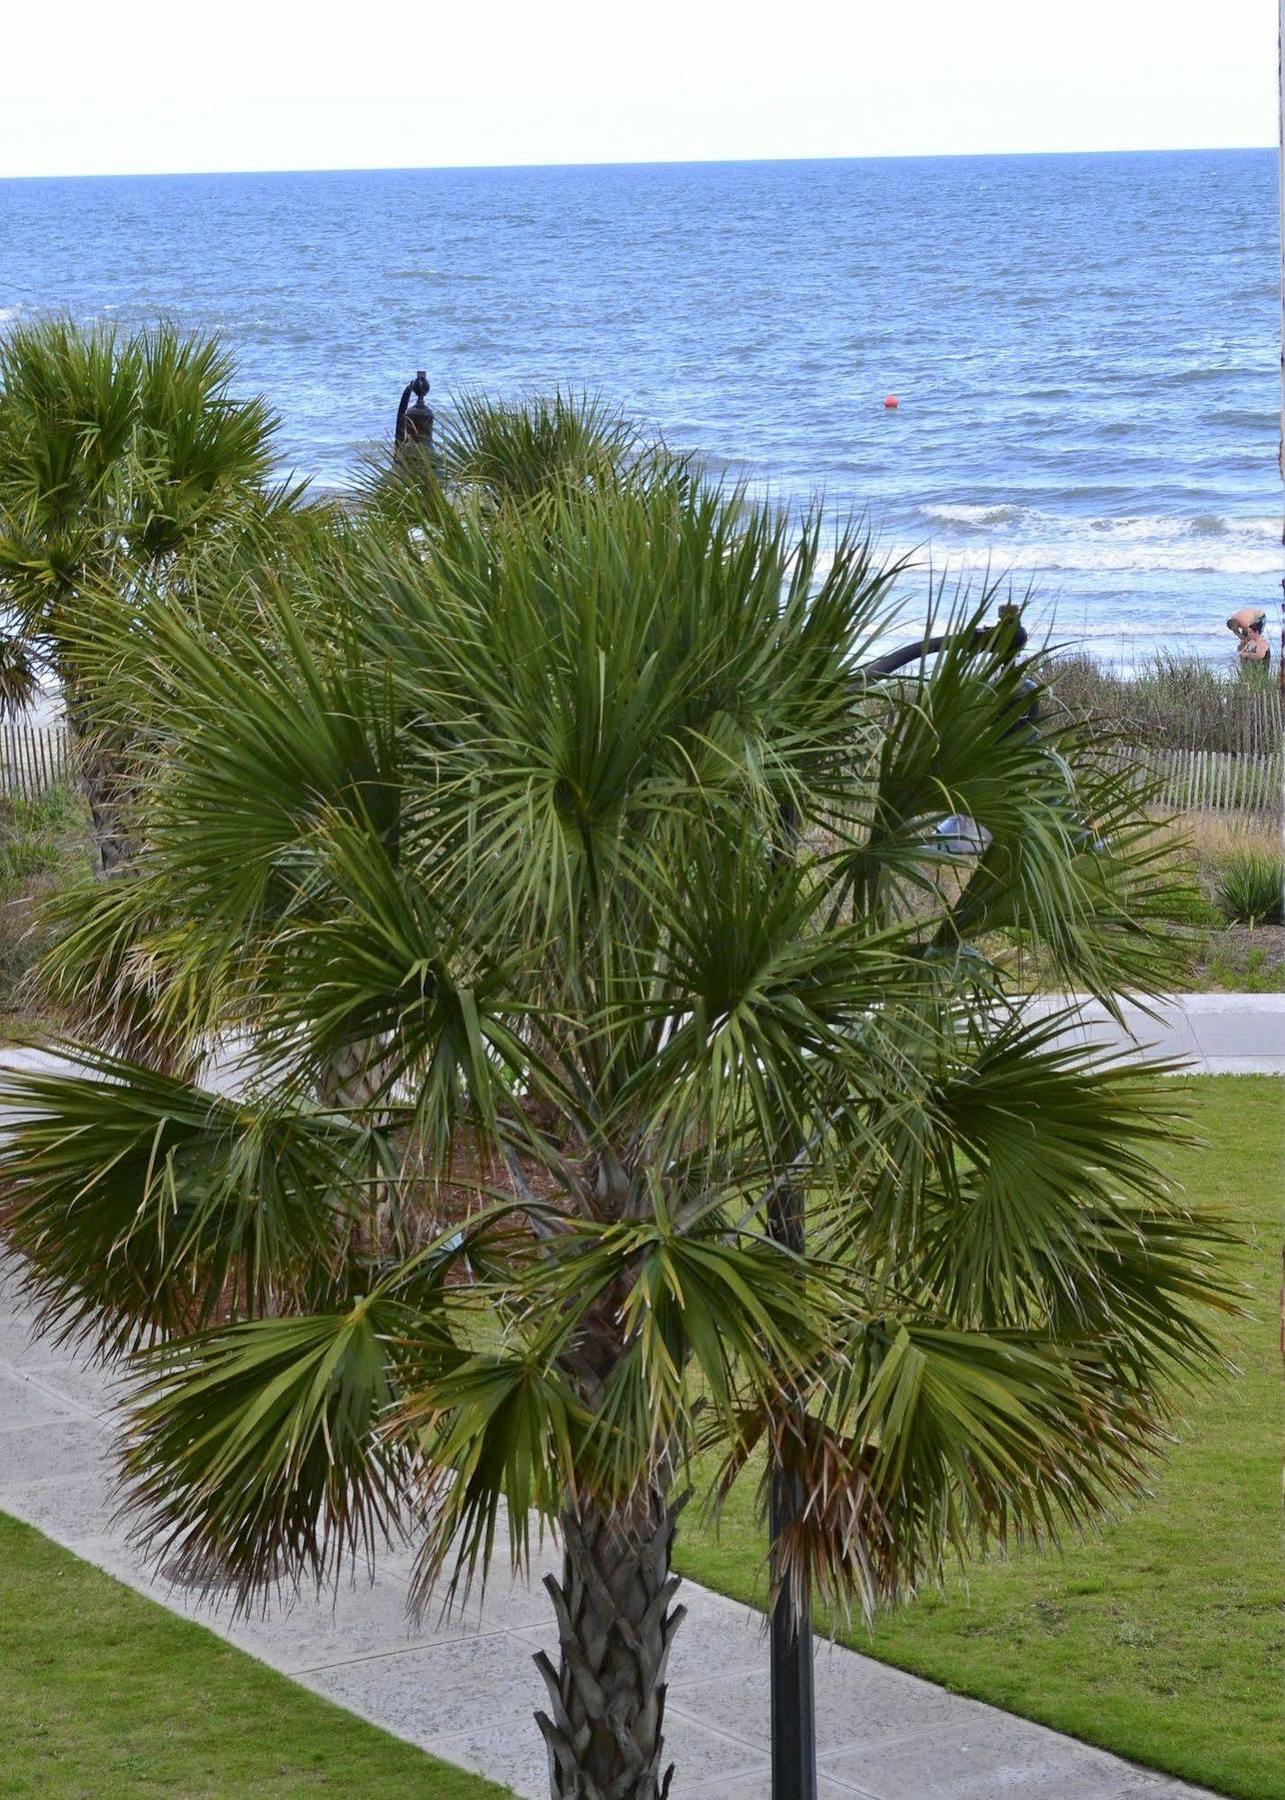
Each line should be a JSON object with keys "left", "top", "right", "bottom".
{"left": 0, "top": 785, "right": 92, "bottom": 1016}
{"left": 1215, "top": 851, "right": 1285, "bottom": 928}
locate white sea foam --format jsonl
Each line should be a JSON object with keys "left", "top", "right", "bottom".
{"left": 913, "top": 504, "right": 1282, "bottom": 575}
{"left": 919, "top": 502, "right": 1027, "bottom": 529}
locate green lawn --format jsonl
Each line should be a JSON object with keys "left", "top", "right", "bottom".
{"left": 0, "top": 1513, "right": 512, "bottom": 1799}
{"left": 676, "top": 1077, "right": 1283, "bottom": 1800}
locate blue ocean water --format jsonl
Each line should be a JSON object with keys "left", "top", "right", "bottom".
{"left": 1, "top": 151, "right": 1278, "bottom": 663}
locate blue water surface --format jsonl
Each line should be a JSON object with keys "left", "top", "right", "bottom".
{"left": 1, "top": 150, "right": 1278, "bottom": 661}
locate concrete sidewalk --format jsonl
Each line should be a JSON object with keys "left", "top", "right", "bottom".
{"left": 0, "top": 1009, "right": 1260, "bottom": 1798}
{"left": 1025, "top": 993, "right": 1284, "bottom": 1075}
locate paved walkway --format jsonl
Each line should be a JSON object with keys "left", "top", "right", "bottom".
{"left": 2, "top": 1004, "right": 1264, "bottom": 1798}
{"left": 1025, "top": 993, "right": 1284, "bottom": 1076}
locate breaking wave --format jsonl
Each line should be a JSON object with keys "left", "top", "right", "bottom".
{"left": 913, "top": 504, "right": 1281, "bottom": 575}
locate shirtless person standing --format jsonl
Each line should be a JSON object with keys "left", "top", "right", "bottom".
{"left": 1226, "top": 606, "right": 1271, "bottom": 668}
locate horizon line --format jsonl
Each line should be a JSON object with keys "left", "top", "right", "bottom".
{"left": 0, "top": 143, "right": 1273, "bottom": 184}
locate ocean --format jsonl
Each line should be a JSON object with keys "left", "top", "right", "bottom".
{"left": 0, "top": 150, "right": 1278, "bottom": 664}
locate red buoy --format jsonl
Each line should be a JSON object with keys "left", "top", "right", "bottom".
{"left": 884, "top": 394, "right": 899, "bottom": 409}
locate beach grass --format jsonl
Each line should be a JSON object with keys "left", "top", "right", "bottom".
{"left": 1042, "top": 653, "right": 1282, "bottom": 757}
{"left": 0, "top": 1511, "right": 513, "bottom": 1799}
{"left": 1196, "top": 938, "right": 1285, "bottom": 994}
{"left": 675, "top": 1077, "right": 1284, "bottom": 1800}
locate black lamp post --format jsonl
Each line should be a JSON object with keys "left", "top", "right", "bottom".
{"left": 765, "top": 606, "right": 1033, "bottom": 1800}
{"left": 395, "top": 370, "right": 434, "bottom": 457}
{"left": 768, "top": 1173, "right": 817, "bottom": 1800}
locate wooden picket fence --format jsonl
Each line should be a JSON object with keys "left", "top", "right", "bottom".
{"left": 1127, "top": 745, "right": 1283, "bottom": 819}
{"left": 0, "top": 720, "right": 77, "bottom": 802}
{"left": 0, "top": 718, "right": 1279, "bottom": 821}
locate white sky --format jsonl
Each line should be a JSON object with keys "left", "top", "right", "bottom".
{"left": 3, "top": 0, "right": 1274, "bottom": 178}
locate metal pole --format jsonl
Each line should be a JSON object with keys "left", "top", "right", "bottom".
{"left": 768, "top": 1177, "right": 817, "bottom": 1800}
{"left": 769, "top": 1479, "right": 817, "bottom": 1797}
{"left": 767, "top": 788, "right": 818, "bottom": 1800}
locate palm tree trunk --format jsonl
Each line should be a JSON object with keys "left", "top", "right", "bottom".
{"left": 316, "top": 1041, "right": 394, "bottom": 1258}
{"left": 79, "top": 741, "right": 138, "bottom": 875}
{"left": 534, "top": 1486, "right": 687, "bottom": 1800}
{"left": 64, "top": 696, "right": 138, "bottom": 877}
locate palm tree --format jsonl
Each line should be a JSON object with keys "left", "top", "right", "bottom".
{"left": 367, "top": 386, "right": 682, "bottom": 519}
{"left": 0, "top": 318, "right": 293, "bottom": 872}
{"left": 0, "top": 469, "right": 1236, "bottom": 1800}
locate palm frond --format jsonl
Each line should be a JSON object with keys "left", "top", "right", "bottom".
{"left": 0, "top": 318, "right": 285, "bottom": 646}
{"left": 119, "top": 1297, "right": 429, "bottom": 1607}
{"left": 0, "top": 1050, "right": 394, "bottom": 1356}
{"left": 400, "top": 1346, "right": 585, "bottom": 1618}
{"left": 0, "top": 628, "right": 39, "bottom": 717}
{"left": 33, "top": 872, "right": 221, "bottom": 1072}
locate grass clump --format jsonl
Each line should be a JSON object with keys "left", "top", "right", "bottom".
{"left": 1137, "top": 811, "right": 1285, "bottom": 989}
{"left": 1216, "top": 851, "right": 1285, "bottom": 928}
{"left": 1200, "top": 943, "right": 1285, "bottom": 993}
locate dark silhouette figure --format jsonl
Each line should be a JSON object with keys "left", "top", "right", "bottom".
{"left": 395, "top": 371, "right": 434, "bottom": 456}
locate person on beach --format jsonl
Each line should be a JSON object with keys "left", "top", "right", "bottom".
{"left": 1226, "top": 606, "right": 1271, "bottom": 668}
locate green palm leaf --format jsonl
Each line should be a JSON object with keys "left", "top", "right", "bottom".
{"left": 120, "top": 1297, "right": 430, "bottom": 1605}
{"left": 0, "top": 1050, "right": 395, "bottom": 1355}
